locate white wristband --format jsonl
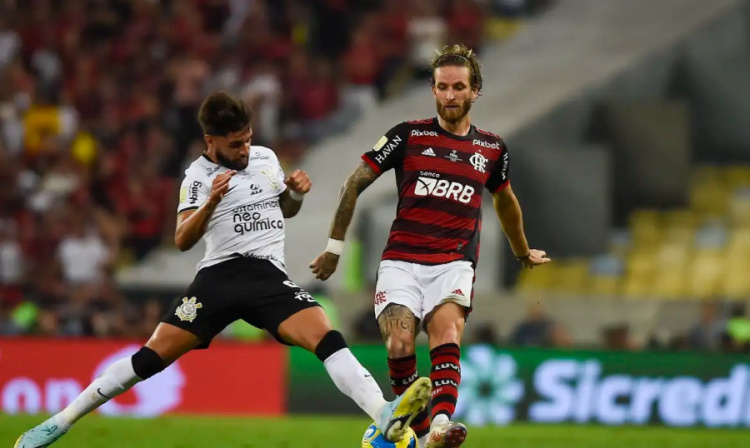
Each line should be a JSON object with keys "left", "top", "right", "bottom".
{"left": 289, "top": 190, "right": 304, "bottom": 201}
{"left": 325, "top": 238, "right": 344, "bottom": 256}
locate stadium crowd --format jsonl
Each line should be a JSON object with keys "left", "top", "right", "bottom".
{"left": 0, "top": 0, "right": 538, "bottom": 339}
{"left": 1, "top": 0, "right": 746, "bottom": 353}
{"left": 1, "top": 0, "right": 747, "bottom": 355}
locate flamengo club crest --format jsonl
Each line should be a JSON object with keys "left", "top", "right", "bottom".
{"left": 470, "top": 153, "right": 488, "bottom": 173}
{"left": 175, "top": 297, "right": 203, "bottom": 322}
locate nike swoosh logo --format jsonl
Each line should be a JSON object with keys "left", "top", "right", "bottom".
{"left": 227, "top": 186, "right": 237, "bottom": 193}
{"left": 97, "top": 388, "right": 112, "bottom": 399}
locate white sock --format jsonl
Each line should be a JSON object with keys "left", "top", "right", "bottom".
{"left": 57, "top": 357, "right": 142, "bottom": 428}
{"left": 431, "top": 413, "right": 450, "bottom": 428}
{"left": 323, "top": 348, "right": 388, "bottom": 422}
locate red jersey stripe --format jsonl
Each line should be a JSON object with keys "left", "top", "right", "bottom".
{"left": 382, "top": 250, "right": 464, "bottom": 264}
{"left": 388, "top": 231, "right": 467, "bottom": 251}
{"left": 397, "top": 207, "right": 476, "bottom": 231}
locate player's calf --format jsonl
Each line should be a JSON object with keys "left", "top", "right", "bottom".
{"left": 14, "top": 346, "right": 166, "bottom": 447}
{"left": 64, "top": 346, "right": 165, "bottom": 424}
{"left": 388, "top": 355, "right": 430, "bottom": 439}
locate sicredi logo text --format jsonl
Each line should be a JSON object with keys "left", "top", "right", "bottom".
{"left": 529, "top": 361, "right": 750, "bottom": 427}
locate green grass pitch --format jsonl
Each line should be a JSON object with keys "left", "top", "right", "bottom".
{"left": 1, "top": 415, "right": 744, "bottom": 448}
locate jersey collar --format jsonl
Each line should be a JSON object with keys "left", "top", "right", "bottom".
{"left": 432, "top": 117, "right": 476, "bottom": 141}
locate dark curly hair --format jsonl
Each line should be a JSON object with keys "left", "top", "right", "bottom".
{"left": 198, "top": 92, "right": 253, "bottom": 136}
{"left": 430, "top": 44, "right": 483, "bottom": 96}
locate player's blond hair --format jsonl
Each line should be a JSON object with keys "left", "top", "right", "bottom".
{"left": 430, "top": 44, "right": 483, "bottom": 95}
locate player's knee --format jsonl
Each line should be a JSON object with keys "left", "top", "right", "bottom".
{"left": 430, "top": 326, "right": 462, "bottom": 347}
{"left": 131, "top": 346, "right": 166, "bottom": 380}
{"left": 385, "top": 333, "right": 416, "bottom": 358}
{"left": 427, "top": 318, "right": 464, "bottom": 347}
{"left": 314, "top": 330, "right": 348, "bottom": 362}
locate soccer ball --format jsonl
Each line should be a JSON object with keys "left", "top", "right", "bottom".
{"left": 361, "top": 422, "right": 418, "bottom": 448}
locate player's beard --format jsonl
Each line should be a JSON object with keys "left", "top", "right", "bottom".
{"left": 216, "top": 151, "right": 248, "bottom": 171}
{"left": 436, "top": 97, "right": 472, "bottom": 124}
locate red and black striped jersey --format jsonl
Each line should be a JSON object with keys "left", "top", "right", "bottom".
{"left": 361, "top": 117, "right": 510, "bottom": 266}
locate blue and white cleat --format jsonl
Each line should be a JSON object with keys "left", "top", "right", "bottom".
{"left": 377, "top": 377, "right": 432, "bottom": 443}
{"left": 14, "top": 416, "right": 67, "bottom": 448}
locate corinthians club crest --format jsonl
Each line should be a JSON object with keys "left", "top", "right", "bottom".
{"left": 175, "top": 297, "right": 203, "bottom": 322}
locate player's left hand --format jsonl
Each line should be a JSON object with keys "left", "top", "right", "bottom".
{"left": 285, "top": 169, "right": 311, "bottom": 195}
{"left": 517, "top": 249, "right": 551, "bottom": 269}
{"left": 310, "top": 251, "right": 339, "bottom": 281}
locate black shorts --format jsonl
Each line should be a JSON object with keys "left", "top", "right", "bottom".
{"left": 161, "top": 256, "right": 321, "bottom": 349}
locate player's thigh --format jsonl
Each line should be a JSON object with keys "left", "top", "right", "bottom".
{"left": 377, "top": 304, "right": 419, "bottom": 357}
{"left": 421, "top": 261, "right": 474, "bottom": 326}
{"left": 161, "top": 261, "right": 243, "bottom": 350}
{"left": 374, "top": 260, "right": 424, "bottom": 321}
{"left": 145, "top": 322, "right": 202, "bottom": 365}
{"left": 276, "top": 306, "right": 332, "bottom": 352}
{"left": 243, "top": 276, "right": 324, "bottom": 349}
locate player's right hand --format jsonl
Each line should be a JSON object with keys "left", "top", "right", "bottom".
{"left": 208, "top": 170, "right": 237, "bottom": 205}
{"left": 309, "top": 251, "right": 339, "bottom": 280}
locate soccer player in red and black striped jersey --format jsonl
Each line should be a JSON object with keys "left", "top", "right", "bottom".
{"left": 311, "top": 44, "right": 550, "bottom": 448}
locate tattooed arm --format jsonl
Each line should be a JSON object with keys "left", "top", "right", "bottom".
{"left": 309, "top": 161, "right": 379, "bottom": 280}
{"left": 329, "top": 161, "right": 379, "bottom": 240}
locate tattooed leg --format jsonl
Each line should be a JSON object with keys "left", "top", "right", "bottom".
{"left": 379, "top": 304, "right": 431, "bottom": 437}
{"left": 378, "top": 304, "right": 418, "bottom": 358}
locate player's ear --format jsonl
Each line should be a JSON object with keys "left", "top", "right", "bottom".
{"left": 204, "top": 134, "right": 213, "bottom": 148}
{"left": 471, "top": 88, "right": 479, "bottom": 102}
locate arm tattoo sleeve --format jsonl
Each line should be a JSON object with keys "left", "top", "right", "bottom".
{"left": 329, "top": 161, "right": 379, "bottom": 240}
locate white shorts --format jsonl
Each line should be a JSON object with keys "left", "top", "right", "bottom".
{"left": 373, "top": 260, "right": 475, "bottom": 322}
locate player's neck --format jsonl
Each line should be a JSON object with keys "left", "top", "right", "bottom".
{"left": 203, "top": 150, "right": 218, "bottom": 165}
{"left": 437, "top": 116, "right": 471, "bottom": 136}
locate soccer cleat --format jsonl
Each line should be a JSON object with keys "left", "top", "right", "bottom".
{"left": 424, "top": 421, "right": 468, "bottom": 448}
{"left": 14, "top": 417, "right": 68, "bottom": 448}
{"left": 376, "top": 376, "right": 432, "bottom": 443}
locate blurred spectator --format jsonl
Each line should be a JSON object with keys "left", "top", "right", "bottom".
{"left": 726, "top": 303, "right": 750, "bottom": 352}
{"left": 687, "top": 301, "right": 725, "bottom": 351}
{"left": 510, "top": 302, "right": 571, "bottom": 347}
{"left": 341, "top": 17, "right": 381, "bottom": 115}
{"left": 473, "top": 322, "right": 502, "bottom": 345}
{"left": 446, "top": 0, "right": 486, "bottom": 53}
{"left": 353, "top": 307, "right": 382, "bottom": 343}
{"left": 352, "top": 287, "right": 383, "bottom": 342}
{"left": 139, "top": 297, "right": 164, "bottom": 338}
{"left": 408, "top": 0, "right": 447, "bottom": 78}
{"left": 601, "top": 323, "right": 636, "bottom": 351}
{"left": 0, "top": 0, "right": 501, "bottom": 339}
{"left": 241, "top": 62, "right": 283, "bottom": 146}
{"left": 374, "top": 0, "right": 410, "bottom": 99}
{"left": 57, "top": 212, "right": 111, "bottom": 286}
{"left": 0, "top": 220, "right": 24, "bottom": 304}
{"left": 291, "top": 58, "right": 341, "bottom": 143}
{"left": 0, "top": 16, "right": 20, "bottom": 69}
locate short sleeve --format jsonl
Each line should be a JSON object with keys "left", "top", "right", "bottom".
{"left": 259, "top": 148, "right": 287, "bottom": 195}
{"left": 274, "top": 157, "right": 287, "bottom": 195}
{"left": 485, "top": 141, "right": 510, "bottom": 193}
{"left": 361, "top": 122, "right": 409, "bottom": 174}
{"left": 177, "top": 175, "right": 210, "bottom": 214}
